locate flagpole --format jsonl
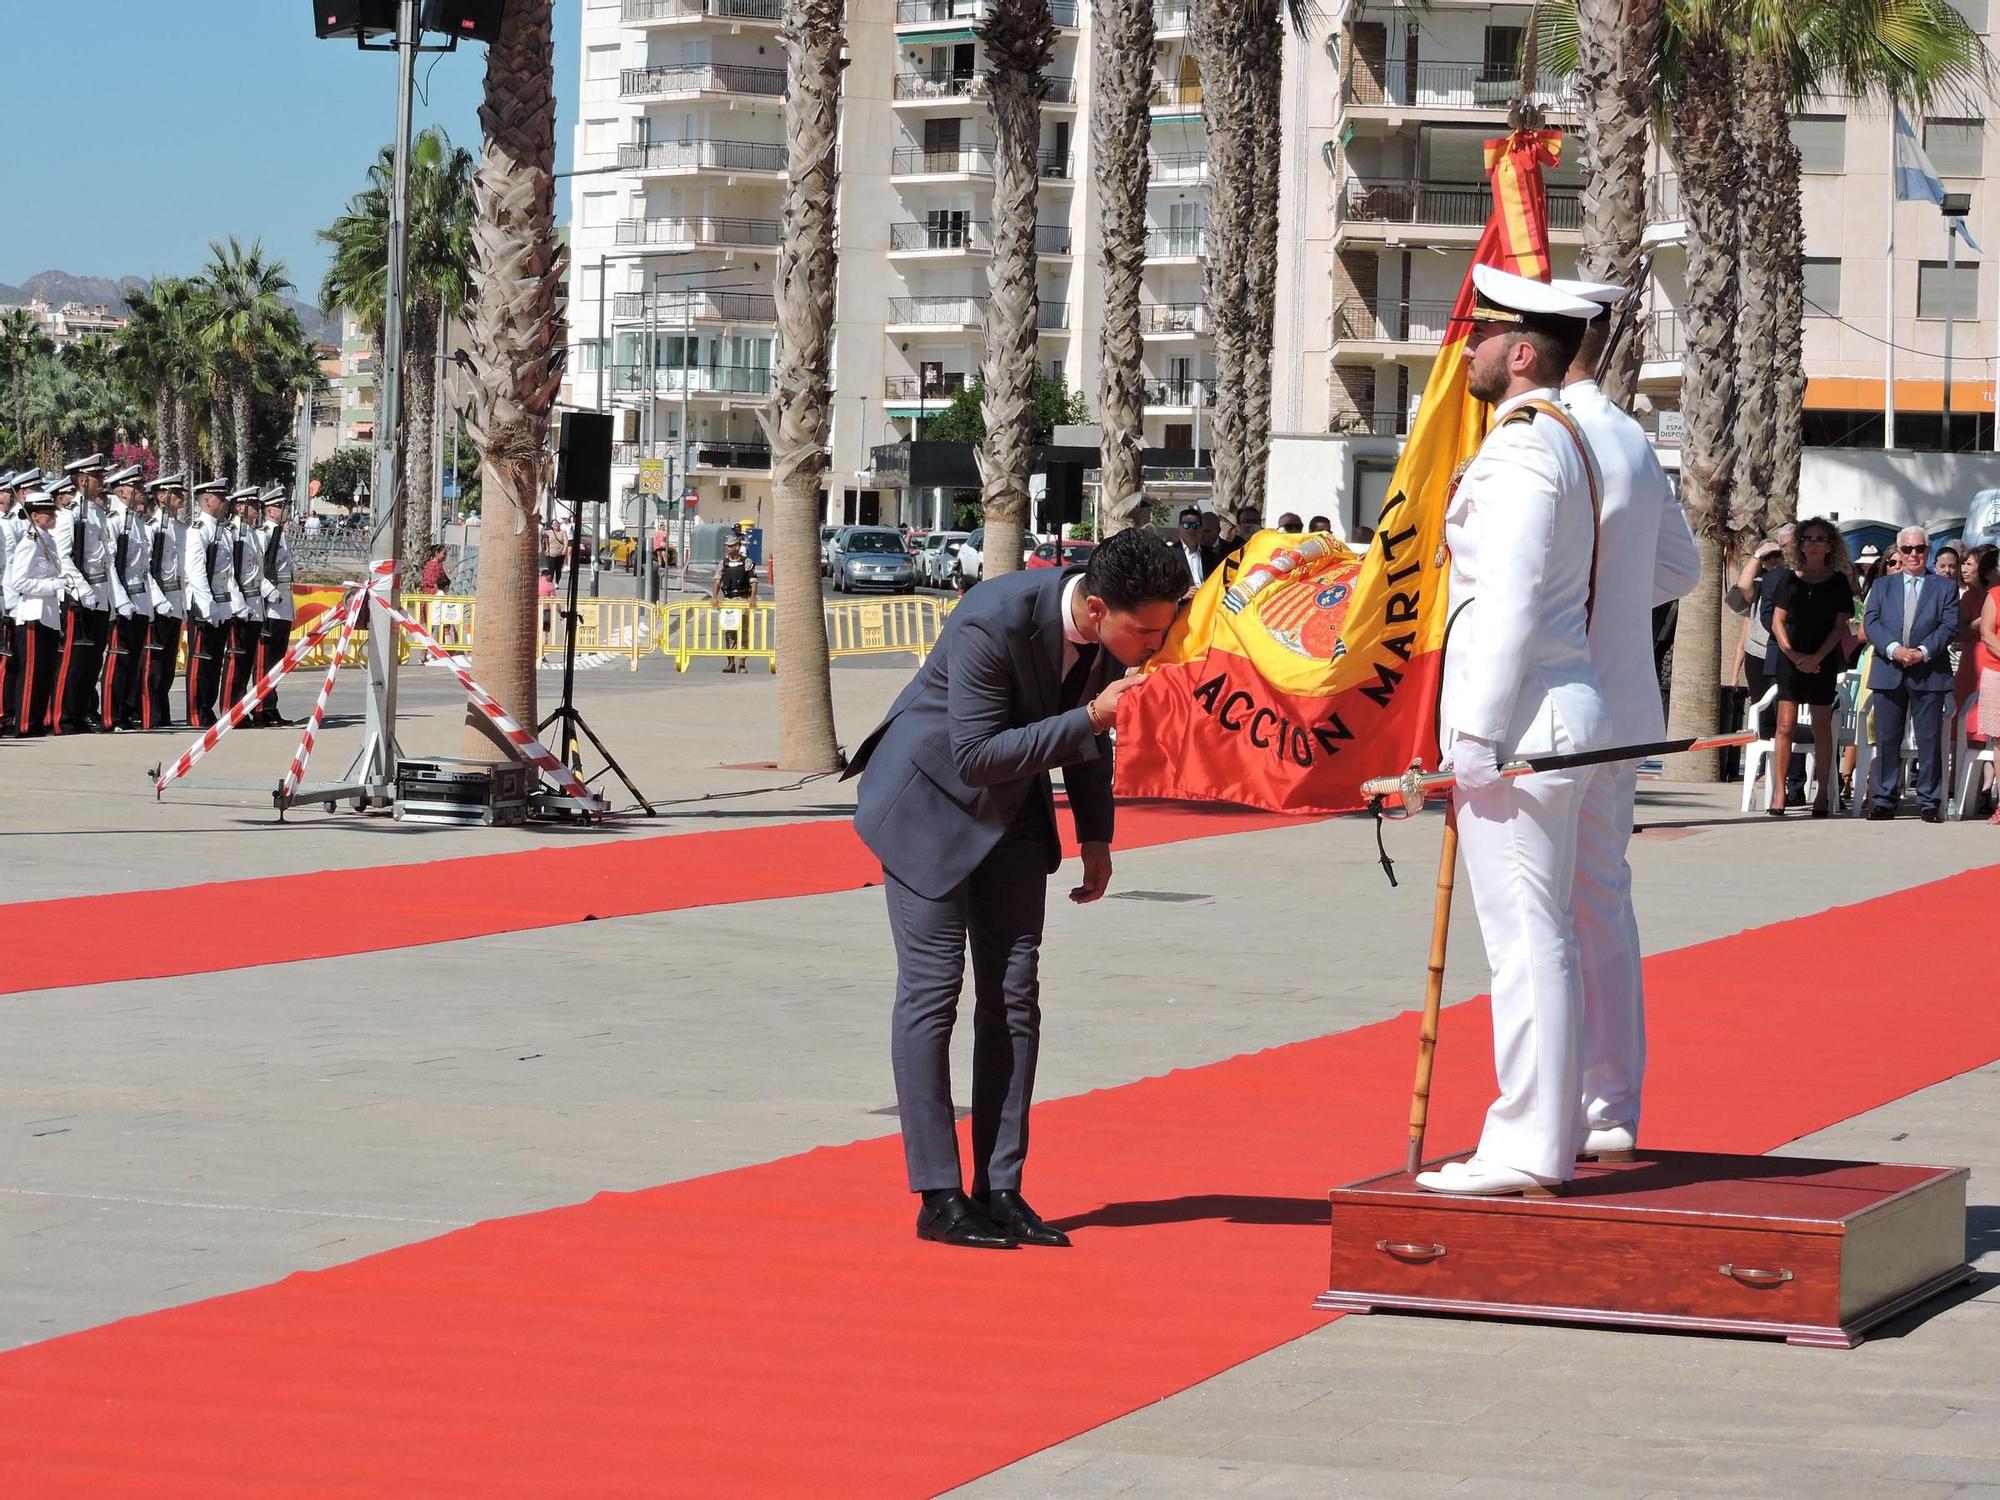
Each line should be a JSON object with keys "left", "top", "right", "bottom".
{"left": 1886, "top": 112, "right": 1897, "bottom": 451}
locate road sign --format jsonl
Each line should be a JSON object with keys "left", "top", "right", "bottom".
{"left": 638, "top": 458, "right": 667, "bottom": 495}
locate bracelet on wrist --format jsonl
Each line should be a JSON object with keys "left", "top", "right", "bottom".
{"left": 1085, "top": 699, "right": 1103, "bottom": 732}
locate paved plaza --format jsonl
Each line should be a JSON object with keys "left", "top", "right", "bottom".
{"left": 3, "top": 655, "right": 1996, "bottom": 1496}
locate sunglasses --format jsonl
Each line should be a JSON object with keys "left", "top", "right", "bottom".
{"left": 1898, "top": 544, "right": 1929, "bottom": 554}
{"left": 1179, "top": 519, "right": 1200, "bottom": 528}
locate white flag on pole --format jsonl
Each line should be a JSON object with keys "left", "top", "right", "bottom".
{"left": 1894, "top": 106, "right": 1947, "bottom": 205}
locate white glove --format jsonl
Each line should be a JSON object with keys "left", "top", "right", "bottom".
{"left": 1449, "top": 735, "right": 1502, "bottom": 795}
{"left": 115, "top": 602, "right": 134, "bottom": 620}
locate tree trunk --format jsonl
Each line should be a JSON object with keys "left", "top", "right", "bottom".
{"left": 1240, "top": 14, "right": 1283, "bottom": 512}
{"left": 401, "top": 296, "right": 440, "bottom": 584}
{"left": 767, "top": 0, "right": 844, "bottom": 771}
{"left": 1091, "top": 0, "right": 1154, "bottom": 531}
{"left": 1737, "top": 51, "right": 1806, "bottom": 531}
{"left": 1663, "top": 28, "right": 1743, "bottom": 783}
{"left": 174, "top": 397, "right": 196, "bottom": 486}
{"left": 155, "top": 382, "right": 174, "bottom": 475}
{"left": 210, "top": 378, "right": 232, "bottom": 484}
{"left": 1574, "top": 0, "right": 1662, "bottom": 404}
{"left": 463, "top": 0, "right": 565, "bottom": 762}
{"left": 232, "top": 368, "right": 254, "bottom": 489}
{"left": 976, "top": 0, "right": 1056, "bottom": 577}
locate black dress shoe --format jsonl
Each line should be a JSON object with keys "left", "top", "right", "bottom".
{"left": 1868, "top": 806, "right": 1896, "bottom": 821}
{"left": 915, "top": 1190, "right": 1017, "bottom": 1250}
{"left": 1921, "top": 808, "right": 1945, "bottom": 824}
{"left": 976, "top": 1190, "right": 1071, "bottom": 1247}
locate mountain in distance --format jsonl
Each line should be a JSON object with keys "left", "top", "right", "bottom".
{"left": 0, "top": 268, "right": 336, "bottom": 345}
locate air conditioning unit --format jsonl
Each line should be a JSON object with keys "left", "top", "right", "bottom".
{"left": 726, "top": 483, "right": 743, "bottom": 500}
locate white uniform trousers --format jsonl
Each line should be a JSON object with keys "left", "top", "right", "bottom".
{"left": 1574, "top": 759, "right": 1646, "bottom": 1138}
{"left": 1457, "top": 760, "right": 1588, "bottom": 1182}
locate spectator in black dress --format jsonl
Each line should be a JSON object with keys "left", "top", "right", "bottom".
{"left": 1768, "top": 517, "right": 1856, "bottom": 817}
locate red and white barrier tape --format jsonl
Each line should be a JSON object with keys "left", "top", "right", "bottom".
{"left": 278, "top": 596, "right": 367, "bottom": 801}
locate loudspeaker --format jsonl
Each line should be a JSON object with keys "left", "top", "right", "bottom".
{"left": 422, "top": 0, "right": 506, "bottom": 41}
{"left": 556, "top": 411, "right": 614, "bottom": 504}
{"left": 313, "top": 0, "right": 397, "bottom": 37}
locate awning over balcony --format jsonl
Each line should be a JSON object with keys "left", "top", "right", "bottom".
{"left": 1804, "top": 377, "right": 1996, "bottom": 414}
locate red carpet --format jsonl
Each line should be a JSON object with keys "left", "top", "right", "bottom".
{"left": 3, "top": 866, "right": 1998, "bottom": 1496}
{"left": 0, "top": 801, "right": 1307, "bottom": 997}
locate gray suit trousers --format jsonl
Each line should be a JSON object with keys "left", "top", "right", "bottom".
{"left": 885, "top": 801, "right": 1051, "bottom": 1193}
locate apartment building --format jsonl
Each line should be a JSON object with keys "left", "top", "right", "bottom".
{"left": 1325, "top": 0, "right": 2000, "bottom": 534}
{"left": 563, "top": 0, "right": 1337, "bottom": 533}
{"left": 337, "top": 308, "right": 380, "bottom": 446}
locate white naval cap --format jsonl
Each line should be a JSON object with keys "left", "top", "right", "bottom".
{"left": 11, "top": 467, "right": 44, "bottom": 490}
{"left": 191, "top": 478, "right": 229, "bottom": 496}
{"left": 1470, "top": 264, "right": 1604, "bottom": 326}
{"left": 147, "top": 471, "right": 189, "bottom": 494}
{"left": 50, "top": 475, "right": 77, "bottom": 496}
{"left": 22, "top": 488, "right": 59, "bottom": 512}
{"left": 227, "top": 485, "right": 261, "bottom": 503}
{"left": 1550, "top": 277, "right": 1631, "bottom": 308}
{"left": 63, "top": 452, "right": 107, "bottom": 476}
{"left": 260, "top": 486, "right": 289, "bottom": 506}
{"left": 106, "top": 463, "right": 145, "bottom": 488}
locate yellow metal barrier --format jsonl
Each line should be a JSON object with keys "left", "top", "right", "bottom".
{"left": 673, "top": 600, "right": 776, "bottom": 672}
{"left": 823, "top": 597, "right": 946, "bottom": 664}
{"left": 539, "top": 597, "right": 654, "bottom": 670}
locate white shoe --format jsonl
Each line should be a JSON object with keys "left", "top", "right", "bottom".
{"left": 1412, "top": 1157, "right": 1560, "bottom": 1196}
{"left": 1578, "top": 1125, "right": 1636, "bottom": 1161}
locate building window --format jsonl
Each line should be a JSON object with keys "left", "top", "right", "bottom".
{"left": 1802, "top": 258, "right": 1841, "bottom": 316}
{"left": 584, "top": 117, "right": 620, "bottom": 157}
{"left": 578, "top": 264, "right": 604, "bottom": 306}
{"left": 1917, "top": 259, "right": 1980, "bottom": 319}
{"left": 1924, "top": 118, "right": 1985, "bottom": 177}
{"left": 1789, "top": 114, "right": 1846, "bottom": 173}
{"left": 1482, "top": 25, "right": 1524, "bottom": 83}
{"left": 586, "top": 44, "right": 620, "bottom": 81}
{"left": 575, "top": 340, "right": 606, "bottom": 372}
{"left": 581, "top": 191, "right": 617, "bottom": 229}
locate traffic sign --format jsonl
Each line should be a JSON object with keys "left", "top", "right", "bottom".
{"left": 638, "top": 458, "right": 667, "bottom": 495}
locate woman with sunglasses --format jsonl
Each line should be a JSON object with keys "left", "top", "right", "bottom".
{"left": 1768, "top": 518, "right": 1856, "bottom": 816}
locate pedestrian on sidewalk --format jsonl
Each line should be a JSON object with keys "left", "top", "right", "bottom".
{"left": 711, "top": 530, "right": 757, "bottom": 672}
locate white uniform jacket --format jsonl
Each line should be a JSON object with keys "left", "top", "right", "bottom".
{"left": 258, "top": 522, "right": 297, "bottom": 622}
{"left": 146, "top": 516, "right": 189, "bottom": 620}
{"left": 185, "top": 514, "right": 238, "bottom": 624}
{"left": 54, "top": 500, "right": 116, "bottom": 611}
{"left": 0, "top": 512, "right": 24, "bottom": 613}
{"left": 1561, "top": 380, "right": 1702, "bottom": 743}
{"left": 1441, "top": 386, "right": 1610, "bottom": 759}
{"left": 107, "top": 502, "right": 153, "bottom": 620}
{"left": 8, "top": 525, "right": 66, "bottom": 629}
{"left": 230, "top": 520, "right": 263, "bottom": 622}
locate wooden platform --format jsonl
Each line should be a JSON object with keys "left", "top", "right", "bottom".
{"left": 1316, "top": 1151, "right": 1973, "bottom": 1348}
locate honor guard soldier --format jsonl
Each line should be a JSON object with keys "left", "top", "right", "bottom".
{"left": 253, "top": 488, "right": 296, "bottom": 726}
{"left": 51, "top": 454, "right": 116, "bottom": 733}
{"left": 1553, "top": 279, "right": 1702, "bottom": 1162}
{"left": 221, "top": 487, "right": 263, "bottom": 709}
{"left": 102, "top": 464, "right": 154, "bottom": 731}
{"left": 0, "top": 469, "right": 31, "bottom": 734}
{"left": 142, "top": 474, "right": 190, "bottom": 730}
{"left": 1416, "top": 266, "right": 1612, "bottom": 1198}
{"left": 7, "top": 488, "right": 66, "bottom": 737}
{"left": 183, "top": 479, "right": 238, "bottom": 728}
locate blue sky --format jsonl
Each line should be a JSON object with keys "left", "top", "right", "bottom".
{"left": 4, "top": 1, "right": 578, "bottom": 307}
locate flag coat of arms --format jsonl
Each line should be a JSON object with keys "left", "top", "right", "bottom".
{"left": 1114, "top": 130, "right": 1567, "bottom": 814}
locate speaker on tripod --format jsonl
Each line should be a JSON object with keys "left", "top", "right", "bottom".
{"left": 556, "top": 410, "right": 614, "bottom": 504}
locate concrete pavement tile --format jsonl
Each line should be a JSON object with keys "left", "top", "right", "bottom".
{"left": 1239, "top": 1463, "right": 1464, "bottom": 1498}
{"left": 1887, "top": 1456, "right": 2000, "bottom": 1485}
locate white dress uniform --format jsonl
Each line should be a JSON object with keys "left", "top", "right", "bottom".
{"left": 1425, "top": 267, "right": 1611, "bottom": 1192}
{"left": 143, "top": 493, "right": 190, "bottom": 731}
{"left": 1559, "top": 368, "right": 1701, "bottom": 1147}
{"left": 8, "top": 502, "right": 67, "bottom": 733}
{"left": 184, "top": 503, "right": 238, "bottom": 726}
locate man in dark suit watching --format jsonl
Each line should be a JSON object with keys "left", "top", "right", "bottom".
{"left": 846, "top": 528, "right": 1189, "bottom": 1249}
{"left": 1172, "top": 506, "right": 1209, "bottom": 589}
{"left": 1863, "top": 526, "right": 1960, "bottom": 821}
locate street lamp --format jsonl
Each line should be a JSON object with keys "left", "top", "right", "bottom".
{"left": 1940, "top": 191, "right": 1973, "bottom": 453}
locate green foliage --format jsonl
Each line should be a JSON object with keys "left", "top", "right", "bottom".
{"left": 918, "top": 370, "right": 1092, "bottom": 446}
{"left": 311, "top": 444, "right": 374, "bottom": 508}
{"left": 319, "top": 127, "right": 476, "bottom": 336}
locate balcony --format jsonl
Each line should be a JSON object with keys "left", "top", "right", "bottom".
{"left": 1151, "top": 151, "right": 1209, "bottom": 187}
{"left": 622, "top": 0, "right": 781, "bottom": 23}
{"left": 1334, "top": 298, "right": 1456, "bottom": 347}
{"left": 1143, "top": 226, "right": 1206, "bottom": 260}
{"left": 884, "top": 374, "right": 970, "bottom": 401}
{"left": 892, "top": 143, "right": 996, "bottom": 177}
{"left": 894, "top": 72, "right": 985, "bottom": 103}
{"left": 1043, "top": 77, "right": 1079, "bottom": 106}
{"left": 613, "top": 215, "right": 783, "bottom": 250}
{"left": 890, "top": 220, "right": 992, "bottom": 252}
{"left": 1342, "top": 179, "right": 1582, "bottom": 234}
{"left": 619, "top": 62, "right": 786, "bottom": 100}
{"left": 1038, "top": 148, "right": 1074, "bottom": 181}
{"left": 893, "top": 0, "right": 1078, "bottom": 26}
{"left": 1036, "top": 223, "right": 1073, "bottom": 255}
{"left": 1155, "top": 0, "right": 1190, "bottom": 33}
{"left": 1327, "top": 410, "right": 1403, "bottom": 438}
{"left": 691, "top": 439, "right": 772, "bottom": 470}
{"left": 611, "top": 289, "right": 778, "bottom": 323}
{"left": 612, "top": 440, "right": 670, "bottom": 466}
{"left": 1037, "top": 301, "right": 1071, "bottom": 331}
{"left": 1144, "top": 378, "right": 1215, "bottom": 408}
{"left": 618, "top": 139, "right": 787, "bottom": 175}
{"left": 887, "top": 295, "right": 989, "bottom": 330}
{"left": 1150, "top": 78, "right": 1204, "bottom": 111}
{"left": 1341, "top": 60, "right": 1581, "bottom": 114}
{"left": 1647, "top": 172, "right": 1682, "bottom": 222}
{"left": 608, "top": 363, "right": 774, "bottom": 397}
{"left": 1139, "top": 301, "right": 1208, "bottom": 336}
{"left": 1644, "top": 310, "right": 1683, "bottom": 363}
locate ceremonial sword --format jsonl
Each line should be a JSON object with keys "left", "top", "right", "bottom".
{"left": 1362, "top": 728, "right": 1762, "bottom": 817}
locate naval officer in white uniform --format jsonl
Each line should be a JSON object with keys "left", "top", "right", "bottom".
{"left": 1416, "top": 266, "right": 1611, "bottom": 1197}
{"left": 1554, "top": 279, "right": 1702, "bottom": 1160}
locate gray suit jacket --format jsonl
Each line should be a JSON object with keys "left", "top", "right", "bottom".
{"left": 844, "top": 567, "right": 1117, "bottom": 899}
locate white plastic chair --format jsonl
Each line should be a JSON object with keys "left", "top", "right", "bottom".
{"left": 1949, "top": 705, "right": 1995, "bottom": 819}
{"left": 1854, "top": 692, "right": 1957, "bottom": 815}
{"left": 1741, "top": 684, "right": 1844, "bottom": 812}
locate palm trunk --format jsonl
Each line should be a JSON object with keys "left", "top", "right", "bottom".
{"left": 1240, "top": 16, "right": 1283, "bottom": 512}
{"left": 232, "top": 366, "right": 254, "bottom": 489}
{"left": 210, "top": 377, "right": 232, "bottom": 484}
{"left": 976, "top": 0, "right": 1056, "bottom": 577}
{"left": 1663, "top": 28, "right": 1743, "bottom": 782}
{"left": 174, "top": 396, "right": 196, "bottom": 485}
{"left": 463, "top": 0, "right": 565, "bottom": 761}
{"left": 768, "top": 0, "right": 844, "bottom": 771}
{"left": 1091, "top": 0, "right": 1154, "bottom": 531}
{"left": 1574, "top": 0, "right": 1662, "bottom": 405}
{"left": 155, "top": 382, "right": 174, "bottom": 475}
{"left": 1736, "top": 50, "right": 1805, "bottom": 531}
{"left": 401, "top": 296, "right": 440, "bottom": 584}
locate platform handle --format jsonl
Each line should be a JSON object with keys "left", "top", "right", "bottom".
{"left": 1719, "top": 1263, "right": 1794, "bottom": 1287}
{"left": 1375, "top": 1240, "right": 1447, "bottom": 1263}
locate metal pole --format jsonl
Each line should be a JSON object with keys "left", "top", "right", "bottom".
{"left": 1943, "top": 222, "right": 1958, "bottom": 453}
{"left": 431, "top": 320, "right": 447, "bottom": 535}
{"left": 1885, "top": 116, "right": 1897, "bottom": 451}
{"left": 361, "top": 0, "right": 420, "bottom": 795}
{"left": 642, "top": 276, "right": 657, "bottom": 604}
{"left": 680, "top": 290, "right": 692, "bottom": 542}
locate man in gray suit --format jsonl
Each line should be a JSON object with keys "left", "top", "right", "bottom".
{"left": 846, "top": 528, "right": 1189, "bottom": 1249}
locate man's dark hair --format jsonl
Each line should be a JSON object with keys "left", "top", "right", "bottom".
{"left": 1083, "top": 526, "right": 1194, "bottom": 610}
{"left": 1503, "top": 321, "right": 1586, "bottom": 386}
{"left": 1178, "top": 506, "right": 1201, "bottom": 525}
{"left": 1572, "top": 315, "right": 1609, "bottom": 377}
{"left": 1935, "top": 544, "right": 1960, "bottom": 565}
{"left": 1308, "top": 514, "right": 1331, "bottom": 531}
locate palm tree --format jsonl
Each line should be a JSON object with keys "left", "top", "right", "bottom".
{"left": 321, "top": 126, "right": 477, "bottom": 581}
{"left": 198, "top": 237, "right": 297, "bottom": 490}
{"left": 1091, "top": 0, "right": 1155, "bottom": 530}
{"left": 117, "top": 282, "right": 180, "bottom": 470}
{"left": 462, "top": 0, "right": 565, "bottom": 761}
{"left": 1, "top": 306, "right": 49, "bottom": 448}
{"left": 976, "top": 0, "right": 1057, "bottom": 579}
{"left": 767, "top": 0, "right": 844, "bottom": 771}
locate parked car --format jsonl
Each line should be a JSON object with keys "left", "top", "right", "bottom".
{"left": 830, "top": 526, "right": 916, "bottom": 593}
{"left": 954, "top": 526, "right": 1037, "bottom": 585}
{"left": 818, "top": 524, "right": 841, "bottom": 576}
{"left": 916, "top": 530, "right": 969, "bottom": 587}
{"left": 1027, "top": 539, "right": 1097, "bottom": 570}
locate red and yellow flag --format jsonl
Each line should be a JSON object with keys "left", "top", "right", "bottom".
{"left": 1114, "top": 129, "right": 1564, "bottom": 814}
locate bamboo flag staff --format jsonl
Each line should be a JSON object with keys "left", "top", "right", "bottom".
{"left": 1406, "top": 804, "right": 1458, "bottom": 1174}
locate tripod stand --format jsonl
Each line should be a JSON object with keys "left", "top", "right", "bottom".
{"left": 538, "top": 529, "right": 656, "bottom": 817}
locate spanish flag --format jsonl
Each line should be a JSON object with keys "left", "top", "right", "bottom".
{"left": 1114, "top": 129, "right": 1565, "bottom": 814}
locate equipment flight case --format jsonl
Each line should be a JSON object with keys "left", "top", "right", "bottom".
{"left": 393, "top": 757, "right": 531, "bottom": 826}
